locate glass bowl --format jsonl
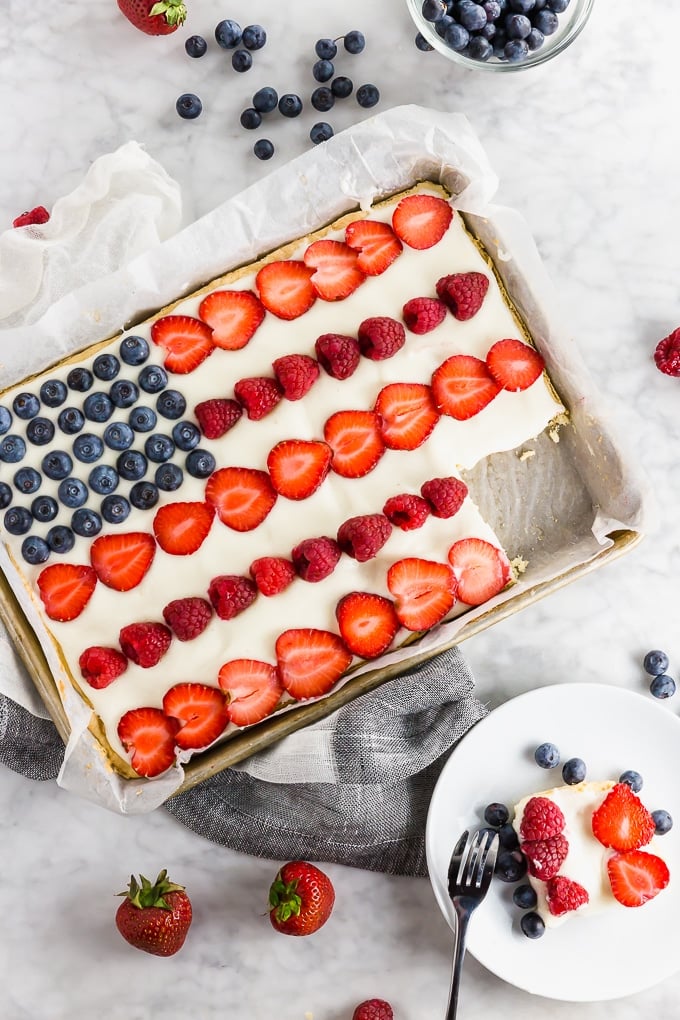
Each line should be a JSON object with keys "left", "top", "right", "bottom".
{"left": 405, "top": 0, "right": 595, "bottom": 72}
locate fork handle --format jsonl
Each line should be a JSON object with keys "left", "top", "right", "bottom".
{"left": 444, "top": 907, "right": 472, "bottom": 1020}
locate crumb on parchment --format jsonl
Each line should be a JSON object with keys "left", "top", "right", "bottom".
{"left": 518, "top": 448, "right": 535, "bottom": 461}
{"left": 511, "top": 556, "right": 528, "bottom": 577}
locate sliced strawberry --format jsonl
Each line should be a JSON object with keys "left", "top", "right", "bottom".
{"left": 197, "top": 289, "right": 265, "bottom": 350}
{"left": 36, "top": 563, "right": 97, "bottom": 622}
{"left": 90, "top": 533, "right": 156, "bottom": 591}
{"left": 486, "top": 338, "right": 545, "bottom": 392}
{"left": 335, "top": 592, "right": 400, "bottom": 659}
{"left": 303, "top": 239, "right": 365, "bottom": 301}
{"left": 386, "top": 557, "right": 456, "bottom": 632}
{"left": 344, "top": 219, "right": 403, "bottom": 275}
{"left": 162, "top": 682, "right": 230, "bottom": 750}
{"left": 117, "top": 706, "right": 179, "bottom": 778}
{"left": 275, "top": 628, "right": 352, "bottom": 700}
{"left": 255, "top": 260, "right": 316, "bottom": 320}
{"left": 447, "top": 538, "right": 511, "bottom": 606}
{"left": 150, "top": 315, "right": 215, "bottom": 374}
{"left": 323, "top": 409, "right": 385, "bottom": 478}
{"left": 205, "top": 467, "right": 277, "bottom": 531}
{"left": 267, "top": 439, "right": 333, "bottom": 500}
{"left": 391, "top": 193, "right": 453, "bottom": 250}
{"left": 374, "top": 382, "right": 440, "bottom": 451}
{"left": 217, "top": 659, "right": 284, "bottom": 727}
{"left": 607, "top": 849, "right": 670, "bottom": 907}
{"left": 591, "top": 783, "right": 656, "bottom": 852}
{"left": 153, "top": 501, "right": 215, "bottom": 555}
{"left": 431, "top": 355, "right": 501, "bottom": 420}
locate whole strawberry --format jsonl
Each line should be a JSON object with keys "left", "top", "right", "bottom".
{"left": 268, "top": 860, "right": 335, "bottom": 936}
{"left": 117, "top": 0, "right": 187, "bottom": 35}
{"left": 115, "top": 869, "right": 192, "bottom": 956}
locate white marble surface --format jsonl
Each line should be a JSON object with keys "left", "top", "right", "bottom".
{"left": 1, "top": 0, "right": 680, "bottom": 1017}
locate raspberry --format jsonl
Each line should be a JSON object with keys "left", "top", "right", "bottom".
{"left": 654, "top": 327, "right": 680, "bottom": 377}
{"left": 13, "top": 205, "right": 50, "bottom": 228}
{"left": 208, "top": 575, "right": 258, "bottom": 620}
{"left": 250, "top": 556, "right": 297, "bottom": 595}
{"left": 119, "top": 622, "right": 172, "bottom": 668}
{"left": 337, "top": 513, "right": 393, "bottom": 562}
{"left": 194, "top": 398, "right": 243, "bottom": 439}
{"left": 545, "top": 875, "right": 589, "bottom": 917}
{"left": 314, "top": 333, "right": 361, "bottom": 379}
{"left": 402, "top": 296, "right": 447, "bottom": 334}
{"left": 382, "top": 493, "right": 431, "bottom": 530}
{"left": 291, "top": 537, "right": 341, "bottom": 582}
{"left": 519, "top": 796, "right": 565, "bottom": 841}
{"left": 272, "top": 353, "right": 320, "bottom": 399}
{"left": 521, "top": 833, "right": 569, "bottom": 880}
{"left": 78, "top": 646, "right": 128, "bottom": 689}
{"left": 162, "top": 596, "right": 213, "bottom": 641}
{"left": 436, "top": 271, "right": 489, "bottom": 321}
{"left": 234, "top": 375, "right": 283, "bottom": 420}
{"left": 420, "top": 477, "right": 468, "bottom": 518}
{"left": 357, "top": 317, "right": 406, "bottom": 361}
{"left": 352, "top": 1000, "right": 394, "bottom": 1020}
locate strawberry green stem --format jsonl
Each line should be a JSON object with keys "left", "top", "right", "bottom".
{"left": 118, "top": 869, "right": 185, "bottom": 911}
{"left": 149, "top": 1, "right": 187, "bottom": 28}
{"left": 268, "top": 874, "right": 302, "bottom": 923}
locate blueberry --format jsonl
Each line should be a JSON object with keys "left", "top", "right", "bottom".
{"left": 73, "top": 433, "right": 104, "bottom": 463}
{"left": 484, "top": 802, "right": 510, "bottom": 827}
{"left": 42, "top": 450, "right": 73, "bottom": 480}
{"left": 498, "top": 822, "right": 520, "bottom": 850}
{"left": 444, "top": 21, "right": 470, "bottom": 49}
{"left": 4, "top": 506, "right": 32, "bottom": 535}
{"left": 83, "top": 392, "right": 114, "bottom": 423}
{"left": 356, "top": 83, "right": 380, "bottom": 108}
{"left": 12, "top": 393, "right": 40, "bottom": 419}
{"left": 103, "top": 422, "right": 134, "bottom": 451}
{"left": 278, "top": 93, "right": 303, "bottom": 118}
{"left": 39, "top": 380, "right": 68, "bottom": 408}
{"left": 109, "top": 380, "right": 139, "bottom": 409}
{"left": 101, "top": 494, "right": 131, "bottom": 524}
{"left": 344, "top": 30, "right": 365, "bottom": 54}
{"left": 47, "top": 525, "right": 75, "bottom": 554}
{"left": 119, "top": 336, "right": 149, "bottom": 366}
{"left": 483, "top": 0, "right": 502, "bottom": 17}
{"left": 533, "top": 8, "right": 558, "bottom": 33}
{"left": 117, "top": 450, "right": 147, "bottom": 482}
{"left": 547, "top": 0, "right": 569, "bottom": 10}
{"left": 240, "top": 107, "right": 262, "bottom": 130}
{"left": 71, "top": 507, "right": 102, "bottom": 537}
{"left": 129, "top": 481, "right": 159, "bottom": 510}
{"left": 526, "top": 27, "right": 545, "bottom": 49}
{"left": 562, "top": 757, "right": 586, "bottom": 785}
{"left": 186, "top": 448, "right": 216, "bottom": 478}
{"left": 509, "top": 0, "right": 535, "bottom": 9}
{"left": 26, "top": 417, "right": 55, "bottom": 445}
{"left": 31, "top": 495, "right": 58, "bottom": 523}
{"left": 650, "top": 673, "right": 676, "bottom": 699}
{"left": 89, "top": 464, "right": 119, "bottom": 495}
{"left": 331, "top": 75, "right": 354, "bottom": 97}
{"left": 171, "top": 420, "right": 201, "bottom": 451}
{"left": 495, "top": 849, "right": 527, "bottom": 882}
{"left": 520, "top": 911, "right": 545, "bottom": 939}
{"left": 129, "top": 406, "right": 157, "bottom": 433}
{"left": 232, "top": 49, "right": 252, "bottom": 72}
{"left": 652, "top": 809, "right": 673, "bottom": 835}
{"left": 643, "top": 649, "right": 670, "bottom": 676}
{"left": 310, "top": 87, "right": 333, "bottom": 113}
{"left": 512, "top": 884, "right": 537, "bottom": 909}
{"left": 144, "top": 433, "right": 175, "bottom": 463}
{"left": 215, "top": 18, "right": 242, "bottom": 48}
{"left": 506, "top": 13, "right": 531, "bottom": 37}
{"left": 155, "top": 390, "right": 186, "bottom": 420}
{"left": 21, "top": 535, "right": 50, "bottom": 565}
{"left": 252, "top": 86, "right": 278, "bottom": 112}
{"left": 185, "top": 34, "right": 208, "bottom": 58}
{"left": 310, "top": 122, "right": 334, "bottom": 144}
{"left": 176, "top": 93, "right": 203, "bottom": 119}
{"left": 619, "top": 769, "right": 643, "bottom": 793}
{"left": 415, "top": 31, "right": 435, "bottom": 51}
{"left": 57, "top": 407, "right": 85, "bottom": 435}
{"left": 13, "top": 467, "right": 41, "bottom": 495}
{"left": 436, "top": 14, "right": 456, "bottom": 37}
{"left": 460, "top": 3, "right": 488, "bottom": 30}
{"left": 138, "top": 364, "right": 167, "bottom": 396}
{"left": 315, "top": 38, "right": 337, "bottom": 59}
{"left": 155, "top": 462, "right": 183, "bottom": 491}
{"left": 58, "top": 478, "right": 88, "bottom": 508}
{"left": 0, "top": 435, "right": 26, "bottom": 463}
{"left": 254, "top": 139, "right": 275, "bottom": 160}
{"left": 313, "top": 59, "right": 335, "bottom": 83}
{"left": 66, "top": 367, "right": 94, "bottom": 393}
{"left": 0, "top": 482, "right": 12, "bottom": 509}
{"left": 468, "top": 35, "right": 493, "bottom": 59}
{"left": 504, "top": 37, "right": 529, "bottom": 58}
{"left": 92, "top": 354, "right": 120, "bottom": 381}
{"left": 480, "top": 21, "right": 497, "bottom": 38}
{"left": 0, "top": 406, "right": 12, "bottom": 434}
{"left": 242, "top": 24, "right": 266, "bottom": 50}
{"left": 422, "top": 0, "right": 446, "bottom": 20}
{"left": 534, "top": 742, "right": 560, "bottom": 768}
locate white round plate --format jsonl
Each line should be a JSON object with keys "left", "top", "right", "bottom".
{"left": 426, "top": 683, "right": 680, "bottom": 1001}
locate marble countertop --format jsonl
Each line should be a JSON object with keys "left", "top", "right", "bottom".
{"left": 2, "top": 0, "right": 680, "bottom": 1017}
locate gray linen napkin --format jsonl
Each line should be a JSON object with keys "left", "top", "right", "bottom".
{"left": 0, "top": 646, "right": 486, "bottom": 876}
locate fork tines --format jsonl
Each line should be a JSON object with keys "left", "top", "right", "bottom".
{"left": 448, "top": 827, "right": 500, "bottom": 896}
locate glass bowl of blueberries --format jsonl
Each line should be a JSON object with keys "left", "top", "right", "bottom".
{"left": 406, "top": 0, "right": 595, "bottom": 70}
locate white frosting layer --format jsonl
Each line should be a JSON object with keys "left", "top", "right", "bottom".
{"left": 0, "top": 187, "right": 563, "bottom": 768}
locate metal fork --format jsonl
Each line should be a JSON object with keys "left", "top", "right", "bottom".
{"left": 444, "top": 828, "right": 500, "bottom": 1020}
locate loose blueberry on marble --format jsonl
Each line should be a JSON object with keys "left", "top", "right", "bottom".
{"left": 650, "top": 673, "right": 676, "bottom": 699}
{"left": 254, "top": 139, "right": 275, "bottom": 161}
{"left": 495, "top": 849, "right": 527, "bottom": 882}
{"left": 89, "top": 464, "right": 119, "bottom": 495}
{"left": 101, "top": 494, "right": 131, "bottom": 524}
{"left": 47, "top": 525, "right": 75, "bottom": 554}
{"left": 311, "top": 87, "right": 334, "bottom": 113}
{"left": 652, "top": 809, "right": 673, "bottom": 835}
{"left": 103, "top": 422, "right": 135, "bottom": 451}
{"left": 110, "top": 379, "right": 140, "bottom": 409}
{"left": 42, "top": 450, "right": 73, "bottom": 480}
{"left": 356, "top": 84, "right": 380, "bottom": 108}
{"left": 117, "top": 450, "right": 147, "bottom": 481}
{"left": 12, "top": 393, "right": 40, "bottom": 419}
{"left": 483, "top": 802, "right": 510, "bottom": 827}
{"left": 0, "top": 406, "right": 12, "bottom": 434}
{"left": 176, "top": 93, "right": 203, "bottom": 119}
{"left": 520, "top": 911, "right": 545, "bottom": 939}
{"left": 39, "top": 380, "right": 68, "bottom": 408}
{"left": 242, "top": 24, "right": 266, "bottom": 50}
{"left": 129, "top": 406, "right": 157, "bottom": 433}
{"left": 130, "top": 480, "right": 159, "bottom": 510}
{"left": 4, "top": 506, "right": 33, "bottom": 535}
{"left": 415, "top": 31, "right": 434, "bottom": 50}
{"left": 344, "top": 30, "right": 366, "bottom": 54}
{"left": 644, "top": 649, "right": 670, "bottom": 676}
{"left": 310, "top": 122, "right": 334, "bottom": 144}
{"left": 144, "top": 434, "right": 175, "bottom": 463}
{"left": 72, "top": 507, "right": 103, "bottom": 537}
{"left": 534, "top": 742, "right": 560, "bottom": 768}
{"left": 58, "top": 478, "right": 88, "bottom": 508}
{"left": 512, "top": 883, "right": 537, "bottom": 909}
{"left": 92, "top": 354, "right": 120, "bottom": 381}
{"left": 0, "top": 435, "right": 27, "bottom": 463}
{"left": 562, "top": 757, "right": 586, "bottom": 785}
{"left": 172, "top": 420, "right": 200, "bottom": 451}
{"left": 240, "top": 108, "right": 262, "bottom": 130}
{"left": 315, "top": 38, "right": 338, "bottom": 59}
{"left": 232, "top": 50, "right": 252, "bottom": 72}
{"left": 83, "top": 392, "right": 114, "bottom": 423}
{"left": 13, "top": 467, "right": 41, "bottom": 495}
{"left": 619, "top": 769, "right": 643, "bottom": 793}
{"left": 313, "top": 59, "right": 334, "bottom": 83}
{"left": 155, "top": 462, "right": 183, "bottom": 491}
{"left": 26, "top": 417, "right": 55, "bottom": 446}
{"left": 331, "top": 76, "right": 353, "bottom": 97}
{"left": 21, "top": 535, "right": 50, "bottom": 565}
{"left": 278, "top": 94, "right": 303, "bottom": 118}
{"left": 66, "top": 367, "right": 94, "bottom": 393}
{"left": 31, "top": 495, "right": 58, "bottom": 523}
{"left": 215, "top": 19, "right": 242, "bottom": 48}
{"left": 155, "top": 390, "right": 186, "bottom": 420}
{"left": 57, "top": 408, "right": 85, "bottom": 435}
{"left": 185, "top": 34, "right": 207, "bottom": 57}
{"left": 186, "top": 449, "right": 216, "bottom": 478}
{"left": 119, "top": 336, "right": 149, "bottom": 366}
{"left": 73, "top": 433, "right": 105, "bottom": 463}
{"left": 0, "top": 482, "right": 12, "bottom": 509}
{"left": 253, "top": 86, "right": 278, "bottom": 112}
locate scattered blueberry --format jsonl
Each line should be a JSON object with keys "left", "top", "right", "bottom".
{"left": 42, "top": 450, "right": 73, "bottom": 480}
{"left": 254, "top": 138, "right": 275, "bottom": 160}
{"left": 4, "top": 506, "right": 32, "bottom": 535}
{"left": 185, "top": 34, "right": 208, "bottom": 58}
{"left": 242, "top": 24, "right": 266, "bottom": 50}
{"left": 252, "top": 86, "right": 278, "bottom": 112}
{"left": 101, "top": 494, "right": 131, "bottom": 525}
{"left": 356, "top": 83, "right": 380, "bottom": 108}
{"left": 119, "top": 336, "right": 149, "bottom": 366}
{"left": 650, "top": 673, "right": 676, "bottom": 699}
{"left": 315, "top": 38, "right": 338, "bottom": 60}
{"left": 39, "top": 380, "right": 67, "bottom": 408}
{"left": 26, "top": 417, "right": 55, "bottom": 446}
{"left": 89, "top": 464, "right": 119, "bottom": 495}
{"left": 21, "top": 535, "right": 50, "bottom": 565}
{"left": 415, "top": 31, "right": 435, "bottom": 51}
{"left": 498, "top": 822, "right": 520, "bottom": 850}
{"left": 46, "top": 525, "right": 75, "bottom": 554}
{"left": 110, "top": 379, "right": 140, "bottom": 409}
{"left": 232, "top": 49, "right": 252, "bottom": 72}
{"left": 422, "top": 0, "right": 446, "bottom": 21}
{"left": 129, "top": 481, "right": 160, "bottom": 511}
{"left": 240, "top": 108, "right": 262, "bottom": 130}
{"left": 83, "top": 392, "right": 114, "bottom": 423}
{"left": 92, "top": 354, "right": 120, "bottom": 381}
{"left": 310, "top": 122, "right": 334, "bottom": 144}
{"left": 155, "top": 390, "right": 186, "bottom": 420}
{"left": 644, "top": 649, "right": 670, "bottom": 676}
{"left": 129, "top": 406, "right": 157, "bottom": 433}
{"left": 13, "top": 467, "right": 41, "bottom": 495}
{"left": 311, "top": 87, "right": 334, "bottom": 113}
{"left": 0, "top": 482, "right": 12, "bottom": 509}
{"left": 176, "top": 93, "right": 203, "bottom": 119}
{"left": 155, "top": 462, "right": 183, "bottom": 491}
{"left": 562, "top": 757, "right": 586, "bottom": 785}
{"left": 520, "top": 911, "right": 545, "bottom": 939}
{"left": 215, "top": 19, "right": 242, "bottom": 49}
{"left": 278, "top": 94, "right": 303, "bottom": 118}
{"left": 66, "top": 368, "right": 94, "bottom": 393}
{"left": 71, "top": 507, "right": 103, "bottom": 537}
{"left": 331, "top": 75, "right": 353, "bottom": 98}
{"left": 313, "top": 59, "right": 334, "bottom": 83}
{"left": 31, "top": 495, "right": 58, "bottom": 523}
{"left": 144, "top": 433, "right": 175, "bottom": 463}
{"left": 619, "top": 769, "right": 643, "bottom": 793}
{"left": 652, "top": 809, "right": 673, "bottom": 835}
{"left": 171, "top": 420, "right": 200, "bottom": 451}
{"left": 73, "top": 433, "right": 105, "bottom": 464}
{"left": 495, "top": 849, "right": 527, "bottom": 883}
{"left": 117, "top": 450, "right": 147, "bottom": 482}
{"left": 103, "top": 422, "right": 135, "bottom": 451}
{"left": 0, "top": 406, "right": 12, "bottom": 434}
{"left": 57, "top": 407, "right": 85, "bottom": 435}
{"left": 12, "top": 393, "right": 40, "bottom": 419}
{"left": 534, "top": 742, "right": 560, "bottom": 769}
{"left": 58, "top": 478, "right": 88, "bottom": 508}
{"left": 512, "top": 884, "right": 538, "bottom": 909}
{"left": 483, "top": 802, "right": 510, "bottom": 828}
{"left": 0, "top": 435, "right": 27, "bottom": 463}
{"left": 186, "top": 449, "right": 216, "bottom": 478}
{"left": 344, "top": 30, "right": 366, "bottom": 54}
